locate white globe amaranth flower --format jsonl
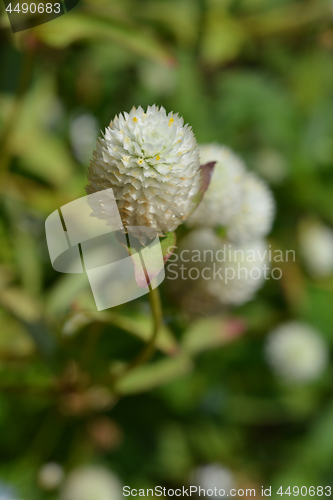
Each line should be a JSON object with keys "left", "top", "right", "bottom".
{"left": 265, "top": 322, "right": 329, "bottom": 383}
{"left": 60, "top": 466, "right": 122, "bottom": 500}
{"left": 175, "top": 229, "right": 269, "bottom": 306}
{"left": 178, "top": 227, "right": 223, "bottom": 268}
{"left": 86, "top": 105, "right": 201, "bottom": 234}
{"left": 167, "top": 228, "right": 222, "bottom": 316}
{"left": 187, "top": 144, "right": 245, "bottom": 228}
{"left": 190, "top": 463, "right": 235, "bottom": 498}
{"left": 206, "top": 238, "right": 269, "bottom": 306}
{"left": 226, "top": 171, "right": 275, "bottom": 243}
{"left": 298, "top": 219, "right": 333, "bottom": 278}
{"left": 187, "top": 144, "right": 275, "bottom": 243}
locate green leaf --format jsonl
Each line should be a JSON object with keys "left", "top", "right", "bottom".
{"left": 8, "top": 74, "right": 76, "bottom": 188}
{"left": 0, "top": 311, "right": 35, "bottom": 358}
{"left": 34, "top": 11, "right": 175, "bottom": 65}
{"left": 45, "top": 273, "right": 93, "bottom": 316}
{"left": 0, "top": 287, "right": 42, "bottom": 323}
{"left": 182, "top": 316, "right": 245, "bottom": 355}
{"left": 88, "top": 311, "right": 179, "bottom": 356}
{"left": 201, "top": 14, "right": 246, "bottom": 65}
{"left": 115, "top": 355, "right": 193, "bottom": 395}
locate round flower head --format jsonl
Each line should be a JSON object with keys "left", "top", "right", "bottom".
{"left": 187, "top": 144, "right": 245, "bottom": 228}
{"left": 226, "top": 171, "right": 275, "bottom": 243}
{"left": 190, "top": 463, "right": 235, "bottom": 498}
{"left": 179, "top": 227, "right": 223, "bottom": 268}
{"left": 174, "top": 229, "right": 269, "bottom": 306}
{"left": 206, "top": 238, "right": 269, "bottom": 305}
{"left": 167, "top": 228, "right": 223, "bottom": 317}
{"left": 60, "top": 466, "right": 122, "bottom": 500}
{"left": 187, "top": 144, "right": 275, "bottom": 243}
{"left": 86, "top": 105, "right": 201, "bottom": 234}
{"left": 265, "top": 322, "right": 329, "bottom": 383}
{"left": 298, "top": 219, "right": 333, "bottom": 278}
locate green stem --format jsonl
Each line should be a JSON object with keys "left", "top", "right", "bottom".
{"left": 118, "top": 285, "right": 163, "bottom": 376}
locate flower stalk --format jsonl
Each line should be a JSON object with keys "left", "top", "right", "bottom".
{"left": 121, "top": 285, "right": 163, "bottom": 375}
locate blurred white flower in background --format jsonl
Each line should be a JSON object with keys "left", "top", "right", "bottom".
{"left": 187, "top": 144, "right": 275, "bottom": 244}
{"left": 178, "top": 227, "right": 222, "bottom": 268}
{"left": 265, "top": 322, "right": 329, "bottom": 383}
{"left": 177, "top": 229, "right": 269, "bottom": 306}
{"left": 86, "top": 105, "right": 201, "bottom": 234}
{"left": 226, "top": 172, "right": 275, "bottom": 244}
{"left": 298, "top": 218, "right": 333, "bottom": 278}
{"left": 138, "top": 61, "right": 177, "bottom": 96}
{"left": 190, "top": 463, "right": 235, "bottom": 498}
{"left": 206, "top": 238, "right": 269, "bottom": 306}
{"left": 70, "top": 113, "right": 99, "bottom": 164}
{"left": 60, "top": 466, "right": 122, "bottom": 500}
{"left": 187, "top": 144, "right": 245, "bottom": 228}
{"left": 38, "top": 462, "right": 64, "bottom": 491}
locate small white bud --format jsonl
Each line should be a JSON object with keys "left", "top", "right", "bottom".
{"left": 298, "top": 219, "right": 333, "bottom": 278}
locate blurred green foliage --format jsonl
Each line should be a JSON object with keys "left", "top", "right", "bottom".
{"left": 1, "top": 0, "right": 333, "bottom": 498}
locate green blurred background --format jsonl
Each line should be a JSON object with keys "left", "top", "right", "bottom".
{"left": 1, "top": 0, "right": 333, "bottom": 498}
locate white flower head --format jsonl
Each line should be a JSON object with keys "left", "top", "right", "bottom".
{"left": 187, "top": 144, "right": 275, "bottom": 244}
{"left": 187, "top": 144, "right": 245, "bottom": 228}
{"left": 298, "top": 219, "right": 333, "bottom": 278}
{"left": 265, "top": 322, "right": 329, "bottom": 383}
{"left": 179, "top": 227, "right": 223, "bottom": 268}
{"left": 86, "top": 105, "right": 201, "bottom": 234}
{"left": 206, "top": 238, "right": 269, "bottom": 305}
{"left": 226, "top": 172, "right": 275, "bottom": 243}
{"left": 178, "top": 229, "right": 269, "bottom": 306}
{"left": 190, "top": 463, "right": 235, "bottom": 498}
{"left": 60, "top": 466, "right": 122, "bottom": 500}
